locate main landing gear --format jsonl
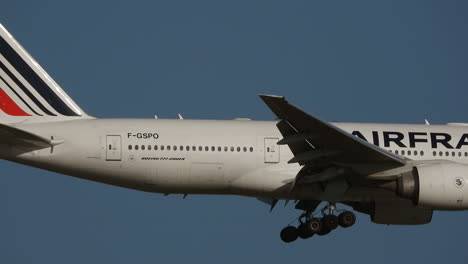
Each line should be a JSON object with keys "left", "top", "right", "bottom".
{"left": 280, "top": 203, "right": 356, "bottom": 243}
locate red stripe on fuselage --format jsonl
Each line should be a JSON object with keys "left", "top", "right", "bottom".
{"left": 0, "top": 87, "right": 31, "bottom": 116}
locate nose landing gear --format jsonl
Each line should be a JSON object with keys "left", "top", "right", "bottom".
{"left": 280, "top": 203, "right": 356, "bottom": 243}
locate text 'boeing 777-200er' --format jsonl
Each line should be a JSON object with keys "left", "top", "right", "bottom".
{"left": 0, "top": 24, "right": 467, "bottom": 243}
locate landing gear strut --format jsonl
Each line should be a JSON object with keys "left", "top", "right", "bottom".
{"left": 280, "top": 203, "right": 356, "bottom": 243}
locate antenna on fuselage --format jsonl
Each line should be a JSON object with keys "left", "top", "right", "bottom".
{"left": 154, "top": 115, "right": 158, "bottom": 119}
{"left": 178, "top": 114, "right": 184, "bottom": 120}
{"left": 424, "top": 119, "right": 430, "bottom": 125}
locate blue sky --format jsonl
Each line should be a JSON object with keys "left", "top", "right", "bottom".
{"left": 1, "top": 1, "right": 468, "bottom": 263}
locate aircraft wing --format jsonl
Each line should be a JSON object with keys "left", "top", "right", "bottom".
{"left": 0, "top": 123, "right": 62, "bottom": 149}
{"left": 259, "top": 95, "right": 406, "bottom": 176}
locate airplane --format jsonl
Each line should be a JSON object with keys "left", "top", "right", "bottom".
{"left": 0, "top": 23, "right": 467, "bottom": 243}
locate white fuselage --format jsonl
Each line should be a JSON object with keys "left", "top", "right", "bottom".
{"left": 4, "top": 119, "right": 468, "bottom": 202}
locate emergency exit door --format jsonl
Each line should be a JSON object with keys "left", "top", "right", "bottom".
{"left": 106, "top": 135, "right": 122, "bottom": 161}
{"left": 264, "top": 137, "right": 280, "bottom": 163}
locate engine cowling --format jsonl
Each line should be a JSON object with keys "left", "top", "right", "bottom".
{"left": 397, "top": 163, "right": 468, "bottom": 210}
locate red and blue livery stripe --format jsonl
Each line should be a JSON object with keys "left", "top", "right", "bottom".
{"left": 0, "top": 87, "right": 30, "bottom": 116}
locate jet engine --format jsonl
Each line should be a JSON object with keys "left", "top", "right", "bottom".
{"left": 396, "top": 163, "right": 468, "bottom": 210}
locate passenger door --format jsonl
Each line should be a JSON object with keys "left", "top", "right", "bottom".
{"left": 106, "top": 135, "right": 122, "bottom": 161}
{"left": 264, "top": 137, "right": 280, "bottom": 163}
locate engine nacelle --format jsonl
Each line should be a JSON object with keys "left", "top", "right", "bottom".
{"left": 346, "top": 199, "right": 433, "bottom": 225}
{"left": 397, "top": 163, "right": 468, "bottom": 210}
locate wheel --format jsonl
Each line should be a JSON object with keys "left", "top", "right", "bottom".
{"left": 316, "top": 225, "right": 331, "bottom": 236}
{"left": 305, "top": 218, "right": 322, "bottom": 233}
{"left": 298, "top": 223, "right": 314, "bottom": 239}
{"left": 322, "top": 214, "right": 339, "bottom": 230}
{"left": 280, "top": 226, "right": 298, "bottom": 243}
{"left": 338, "top": 211, "right": 356, "bottom": 228}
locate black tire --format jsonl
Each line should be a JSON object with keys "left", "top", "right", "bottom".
{"left": 316, "top": 225, "right": 331, "bottom": 236}
{"left": 338, "top": 211, "right": 356, "bottom": 228}
{"left": 298, "top": 223, "right": 314, "bottom": 239}
{"left": 305, "top": 218, "right": 322, "bottom": 233}
{"left": 322, "top": 214, "right": 339, "bottom": 230}
{"left": 280, "top": 226, "right": 298, "bottom": 243}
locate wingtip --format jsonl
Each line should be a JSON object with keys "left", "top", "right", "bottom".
{"left": 258, "top": 94, "right": 285, "bottom": 101}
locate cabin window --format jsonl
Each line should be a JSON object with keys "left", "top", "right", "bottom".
{"left": 224, "top": 146, "right": 228, "bottom": 152}
{"left": 250, "top": 147, "right": 254, "bottom": 152}
{"left": 128, "top": 145, "right": 132, "bottom": 150}
{"left": 135, "top": 145, "right": 139, "bottom": 150}
{"left": 148, "top": 145, "right": 151, "bottom": 150}
{"left": 433, "top": 151, "right": 436, "bottom": 156}
{"left": 161, "top": 145, "right": 164, "bottom": 150}
{"left": 243, "top": 147, "right": 247, "bottom": 152}
{"left": 205, "top": 146, "right": 209, "bottom": 151}
{"left": 420, "top": 151, "right": 424, "bottom": 156}
{"left": 141, "top": 145, "right": 145, "bottom": 150}
{"left": 237, "top": 147, "right": 241, "bottom": 152}
{"left": 212, "top": 146, "right": 215, "bottom": 151}
{"left": 218, "top": 147, "right": 222, "bottom": 152}
{"left": 155, "top": 145, "right": 158, "bottom": 150}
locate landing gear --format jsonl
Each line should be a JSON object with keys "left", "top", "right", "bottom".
{"left": 297, "top": 218, "right": 322, "bottom": 239}
{"left": 279, "top": 203, "right": 356, "bottom": 243}
{"left": 338, "top": 211, "right": 356, "bottom": 228}
{"left": 316, "top": 225, "right": 331, "bottom": 236}
{"left": 280, "top": 226, "right": 298, "bottom": 243}
{"left": 298, "top": 224, "right": 313, "bottom": 239}
{"left": 322, "top": 214, "right": 339, "bottom": 230}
